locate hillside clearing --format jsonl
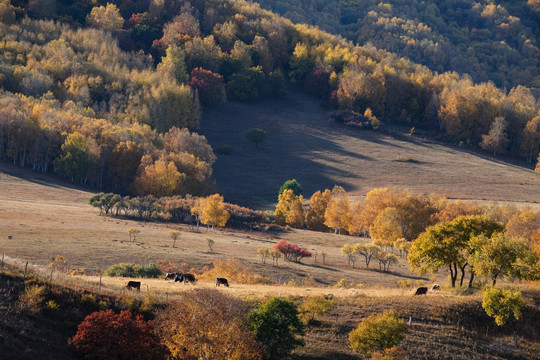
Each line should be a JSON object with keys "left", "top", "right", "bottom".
{"left": 200, "top": 90, "right": 540, "bottom": 209}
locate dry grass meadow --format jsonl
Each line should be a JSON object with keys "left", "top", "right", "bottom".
{"left": 0, "top": 162, "right": 429, "bottom": 290}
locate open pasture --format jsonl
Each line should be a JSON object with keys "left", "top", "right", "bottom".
{"left": 0, "top": 163, "right": 427, "bottom": 288}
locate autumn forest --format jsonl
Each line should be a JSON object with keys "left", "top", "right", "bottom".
{"left": 1, "top": 1, "right": 540, "bottom": 359}
{"left": 0, "top": 0, "right": 539, "bottom": 201}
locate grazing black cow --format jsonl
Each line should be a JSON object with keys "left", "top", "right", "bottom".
{"left": 126, "top": 281, "right": 141, "bottom": 291}
{"left": 165, "top": 272, "right": 180, "bottom": 280}
{"left": 216, "top": 277, "right": 229, "bottom": 287}
{"left": 173, "top": 273, "right": 184, "bottom": 283}
{"left": 431, "top": 284, "right": 440, "bottom": 291}
{"left": 183, "top": 273, "right": 197, "bottom": 284}
{"left": 414, "top": 286, "right": 428, "bottom": 295}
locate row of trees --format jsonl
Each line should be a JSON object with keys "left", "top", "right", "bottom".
{"left": 276, "top": 184, "right": 540, "bottom": 248}
{"left": 89, "top": 192, "right": 268, "bottom": 229}
{"left": 274, "top": 183, "right": 540, "bottom": 284}
{"left": 341, "top": 243, "right": 399, "bottom": 272}
{"left": 409, "top": 215, "right": 539, "bottom": 287}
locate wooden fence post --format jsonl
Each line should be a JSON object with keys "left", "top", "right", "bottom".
{"left": 23, "top": 261, "right": 28, "bottom": 280}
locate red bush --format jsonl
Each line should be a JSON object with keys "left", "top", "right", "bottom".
{"left": 274, "top": 239, "right": 312, "bottom": 263}
{"left": 69, "top": 309, "right": 168, "bottom": 360}
{"left": 188, "top": 67, "right": 226, "bottom": 106}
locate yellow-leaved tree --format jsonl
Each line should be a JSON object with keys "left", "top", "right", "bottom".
{"left": 86, "top": 3, "right": 124, "bottom": 32}
{"left": 324, "top": 186, "right": 351, "bottom": 234}
{"left": 196, "top": 194, "right": 230, "bottom": 230}
{"left": 370, "top": 207, "right": 403, "bottom": 248}
{"left": 349, "top": 201, "right": 366, "bottom": 236}
{"left": 286, "top": 197, "right": 305, "bottom": 228}
{"left": 133, "top": 156, "right": 182, "bottom": 197}
{"left": 306, "top": 189, "right": 331, "bottom": 231}
{"left": 275, "top": 189, "right": 298, "bottom": 226}
{"left": 156, "top": 289, "right": 263, "bottom": 360}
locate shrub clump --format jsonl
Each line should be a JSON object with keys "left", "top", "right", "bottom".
{"left": 104, "top": 263, "right": 162, "bottom": 278}
{"left": 69, "top": 309, "right": 168, "bottom": 360}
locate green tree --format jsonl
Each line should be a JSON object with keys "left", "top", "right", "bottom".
{"left": 246, "top": 128, "right": 266, "bottom": 148}
{"left": 54, "top": 132, "right": 94, "bottom": 184}
{"left": 158, "top": 45, "right": 188, "bottom": 84}
{"left": 482, "top": 287, "right": 522, "bottom": 326}
{"left": 279, "top": 179, "right": 303, "bottom": 196}
{"left": 298, "top": 296, "right": 333, "bottom": 322}
{"left": 354, "top": 243, "right": 378, "bottom": 269}
{"left": 348, "top": 310, "right": 407, "bottom": 355}
{"left": 341, "top": 244, "right": 357, "bottom": 267}
{"left": 408, "top": 216, "right": 503, "bottom": 287}
{"left": 89, "top": 193, "right": 120, "bottom": 215}
{"left": 258, "top": 247, "right": 270, "bottom": 264}
{"left": 470, "top": 233, "right": 539, "bottom": 285}
{"left": 206, "top": 238, "right": 215, "bottom": 252}
{"left": 247, "top": 297, "right": 304, "bottom": 359}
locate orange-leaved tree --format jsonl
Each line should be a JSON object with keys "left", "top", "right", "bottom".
{"left": 155, "top": 289, "right": 262, "bottom": 360}
{"left": 69, "top": 309, "right": 168, "bottom": 360}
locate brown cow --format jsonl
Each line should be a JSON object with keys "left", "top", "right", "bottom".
{"left": 414, "top": 286, "right": 428, "bottom": 295}
{"left": 126, "top": 281, "right": 141, "bottom": 291}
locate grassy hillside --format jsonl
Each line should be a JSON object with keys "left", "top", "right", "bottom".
{"left": 200, "top": 90, "right": 540, "bottom": 209}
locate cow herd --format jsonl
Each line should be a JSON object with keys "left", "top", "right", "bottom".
{"left": 126, "top": 277, "right": 438, "bottom": 295}
{"left": 125, "top": 274, "right": 230, "bottom": 291}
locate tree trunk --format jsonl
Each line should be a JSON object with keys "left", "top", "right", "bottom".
{"left": 468, "top": 270, "right": 475, "bottom": 288}
{"left": 449, "top": 264, "right": 457, "bottom": 287}
{"left": 459, "top": 264, "right": 467, "bottom": 287}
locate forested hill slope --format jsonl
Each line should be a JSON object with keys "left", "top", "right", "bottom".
{"left": 0, "top": 0, "right": 539, "bottom": 203}
{"left": 253, "top": 0, "right": 540, "bottom": 89}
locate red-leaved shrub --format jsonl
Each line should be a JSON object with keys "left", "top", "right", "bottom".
{"left": 274, "top": 239, "right": 312, "bottom": 263}
{"left": 69, "top": 309, "right": 168, "bottom": 360}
